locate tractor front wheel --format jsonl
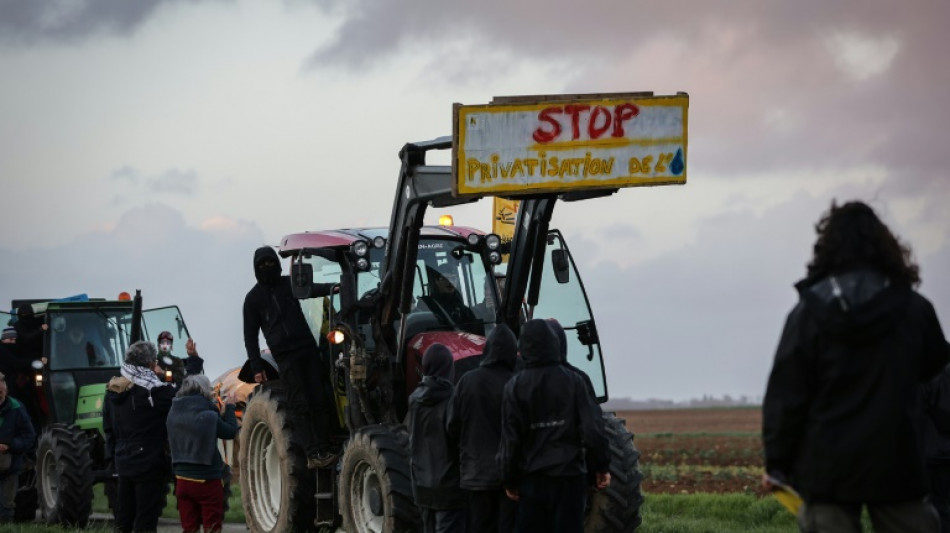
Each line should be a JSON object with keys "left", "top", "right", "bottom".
{"left": 238, "top": 383, "right": 316, "bottom": 533}
{"left": 585, "top": 413, "right": 645, "bottom": 532}
{"left": 340, "top": 424, "right": 419, "bottom": 533}
{"left": 35, "top": 424, "right": 93, "bottom": 527}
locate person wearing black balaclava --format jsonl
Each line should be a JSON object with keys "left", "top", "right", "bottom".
{"left": 446, "top": 324, "right": 519, "bottom": 533}
{"left": 242, "top": 246, "right": 339, "bottom": 468}
{"left": 408, "top": 344, "right": 467, "bottom": 533}
{"left": 12, "top": 304, "right": 46, "bottom": 360}
{"left": 499, "top": 319, "right": 611, "bottom": 533}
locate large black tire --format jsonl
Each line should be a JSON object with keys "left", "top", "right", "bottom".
{"left": 585, "top": 413, "right": 645, "bottom": 532}
{"left": 239, "top": 383, "right": 317, "bottom": 533}
{"left": 340, "top": 424, "right": 419, "bottom": 533}
{"left": 35, "top": 424, "right": 93, "bottom": 527}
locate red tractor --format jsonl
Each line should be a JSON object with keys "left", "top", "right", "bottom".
{"left": 238, "top": 92, "right": 687, "bottom": 532}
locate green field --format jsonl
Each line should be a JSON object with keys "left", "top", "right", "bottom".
{"left": 13, "top": 490, "right": 800, "bottom": 533}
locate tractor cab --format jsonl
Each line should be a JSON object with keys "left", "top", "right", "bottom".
{"left": 280, "top": 224, "right": 503, "bottom": 426}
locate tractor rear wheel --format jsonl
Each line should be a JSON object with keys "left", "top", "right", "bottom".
{"left": 340, "top": 424, "right": 419, "bottom": 533}
{"left": 585, "top": 413, "right": 645, "bottom": 532}
{"left": 35, "top": 424, "right": 93, "bottom": 527}
{"left": 239, "top": 383, "right": 316, "bottom": 533}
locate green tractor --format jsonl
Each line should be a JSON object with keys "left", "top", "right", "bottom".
{"left": 1, "top": 291, "right": 190, "bottom": 526}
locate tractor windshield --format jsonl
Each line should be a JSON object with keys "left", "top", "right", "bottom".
{"left": 47, "top": 309, "right": 131, "bottom": 370}
{"left": 407, "top": 238, "right": 497, "bottom": 337}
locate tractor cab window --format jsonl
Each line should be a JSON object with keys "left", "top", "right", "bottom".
{"left": 525, "top": 230, "right": 608, "bottom": 401}
{"left": 297, "top": 254, "right": 344, "bottom": 349}
{"left": 47, "top": 310, "right": 130, "bottom": 370}
{"left": 406, "top": 239, "right": 495, "bottom": 338}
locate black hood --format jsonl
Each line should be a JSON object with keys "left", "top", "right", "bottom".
{"left": 253, "top": 246, "right": 281, "bottom": 285}
{"left": 481, "top": 324, "right": 517, "bottom": 370}
{"left": 796, "top": 268, "right": 911, "bottom": 342}
{"left": 519, "top": 319, "right": 561, "bottom": 367}
{"left": 422, "top": 343, "right": 454, "bottom": 381}
{"left": 546, "top": 319, "right": 569, "bottom": 363}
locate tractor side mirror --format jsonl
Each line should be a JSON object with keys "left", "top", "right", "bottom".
{"left": 551, "top": 249, "right": 570, "bottom": 284}
{"left": 291, "top": 261, "right": 314, "bottom": 300}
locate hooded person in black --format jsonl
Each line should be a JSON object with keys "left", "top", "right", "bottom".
{"left": 408, "top": 344, "right": 467, "bottom": 533}
{"left": 499, "top": 319, "right": 610, "bottom": 533}
{"left": 446, "top": 324, "right": 519, "bottom": 533}
{"left": 763, "top": 200, "right": 948, "bottom": 533}
{"left": 921, "top": 364, "right": 950, "bottom": 533}
{"left": 242, "top": 245, "right": 338, "bottom": 468}
{"left": 12, "top": 304, "right": 45, "bottom": 360}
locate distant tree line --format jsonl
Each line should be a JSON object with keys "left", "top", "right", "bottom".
{"left": 603, "top": 394, "right": 762, "bottom": 411}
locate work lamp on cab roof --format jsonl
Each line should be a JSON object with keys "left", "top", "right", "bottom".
{"left": 351, "top": 240, "right": 369, "bottom": 258}
{"left": 485, "top": 234, "right": 501, "bottom": 251}
{"left": 372, "top": 236, "right": 386, "bottom": 249}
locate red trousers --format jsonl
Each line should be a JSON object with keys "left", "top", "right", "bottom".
{"left": 175, "top": 478, "right": 224, "bottom": 533}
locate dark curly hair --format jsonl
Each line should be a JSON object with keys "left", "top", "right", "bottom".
{"left": 807, "top": 200, "right": 920, "bottom": 287}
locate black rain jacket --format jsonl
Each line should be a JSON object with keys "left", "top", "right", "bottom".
{"left": 103, "top": 376, "right": 175, "bottom": 478}
{"left": 407, "top": 374, "right": 465, "bottom": 509}
{"left": 763, "top": 268, "right": 948, "bottom": 504}
{"left": 498, "top": 319, "right": 609, "bottom": 489}
{"left": 243, "top": 247, "right": 318, "bottom": 371}
{"left": 446, "top": 324, "right": 518, "bottom": 490}
{"left": 921, "top": 364, "right": 950, "bottom": 463}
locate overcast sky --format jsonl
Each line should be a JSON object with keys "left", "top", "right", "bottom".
{"left": 1, "top": 0, "right": 947, "bottom": 402}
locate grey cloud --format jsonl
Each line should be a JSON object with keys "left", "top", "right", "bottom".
{"left": 0, "top": 0, "right": 219, "bottom": 46}
{"left": 109, "top": 165, "right": 139, "bottom": 183}
{"left": 147, "top": 168, "right": 198, "bottom": 195}
{"left": 304, "top": 1, "right": 949, "bottom": 201}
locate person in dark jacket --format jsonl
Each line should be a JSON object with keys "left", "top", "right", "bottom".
{"left": 408, "top": 344, "right": 467, "bottom": 533}
{"left": 12, "top": 304, "right": 46, "bottom": 360}
{"left": 0, "top": 372, "right": 36, "bottom": 522}
{"left": 0, "top": 327, "right": 45, "bottom": 428}
{"left": 157, "top": 331, "right": 204, "bottom": 377}
{"left": 243, "top": 245, "right": 338, "bottom": 468}
{"left": 922, "top": 364, "right": 950, "bottom": 533}
{"left": 167, "top": 374, "right": 239, "bottom": 533}
{"left": 499, "top": 319, "right": 611, "bottom": 533}
{"left": 763, "top": 200, "right": 948, "bottom": 533}
{"left": 446, "top": 324, "right": 519, "bottom": 533}
{"left": 104, "top": 341, "right": 176, "bottom": 533}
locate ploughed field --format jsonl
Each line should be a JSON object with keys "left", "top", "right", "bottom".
{"left": 614, "top": 407, "right": 766, "bottom": 495}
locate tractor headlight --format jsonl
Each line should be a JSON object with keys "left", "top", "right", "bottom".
{"left": 355, "top": 257, "right": 370, "bottom": 271}
{"left": 372, "top": 236, "right": 386, "bottom": 249}
{"left": 488, "top": 251, "right": 502, "bottom": 265}
{"left": 485, "top": 233, "right": 501, "bottom": 251}
{"left": 351, "top": 240, "right": 369, "bottom": 258}
{"left": 327, "top": 328, "right": 347, "bottom": 345}
{"left": 467, "top": 233, "right": 481, "bottom": 247}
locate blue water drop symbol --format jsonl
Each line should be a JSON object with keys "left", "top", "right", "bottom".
{"left": 670, "top": 148, "right": 685, "bottom": 175}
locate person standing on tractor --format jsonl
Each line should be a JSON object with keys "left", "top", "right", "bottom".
{"left": 242, "top": 245, "right": 338, "bottom": 468}
{"left": 104, "top": 341, "right": 176, "bottom": 533}
{"left": 499, "top": 319, "right": 611, "bottom": 533}
{"left": 167, "top": 374, "right": 239, "bottom": 533}
{"left": 408, "top": 343, "right": 467, "bottom": 533}
{"left": 446, "top": 324, "right": 518, "bottom": 533}
{"left": 12, "top": 304, "right": 46, "bottom": 357}
{"left": 763, "top": 200, "right": 949, "bottom": 532}
{"left": 0, "top": 372, "right": 36, "bottom": 523}
{"left": 158, "top": 331, "right": 204, "bottom": 376}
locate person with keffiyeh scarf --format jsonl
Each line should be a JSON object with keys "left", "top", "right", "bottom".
{"left": 104, "top": 340, "right": 176, "bottom": 533}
